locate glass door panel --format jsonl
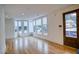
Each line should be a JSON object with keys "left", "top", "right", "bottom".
{"left": 63, "top": 11, "right": 78, "bottom": 48}
{"left": 65, "top": 12, "right": 77, "bottom": 38}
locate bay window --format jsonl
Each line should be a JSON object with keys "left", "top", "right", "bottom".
{"left": 14, "top": 16, "right": 48, "bottom": 38}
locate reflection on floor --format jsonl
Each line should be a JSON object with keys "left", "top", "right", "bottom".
{"left": 6, "top": 36, "right": 77, "bottom": 54}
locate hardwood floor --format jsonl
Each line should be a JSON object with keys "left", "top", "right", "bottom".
{"left": 5, "top": 36, "right": 77, "bottom": 54}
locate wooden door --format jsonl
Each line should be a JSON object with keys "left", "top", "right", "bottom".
{"left": 63, "top": 9, "right": 79, "bottom": 48}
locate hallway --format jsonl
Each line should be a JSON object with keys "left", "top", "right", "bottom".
{"left": 6, "top": 37, "right": 76, "bottom": 54}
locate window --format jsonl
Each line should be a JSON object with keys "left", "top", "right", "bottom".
{"left": 14, "top": 21, "right": 18, "bottom": 37}
{"left": 14, "top": 20, "right": 29, "bottom": 37}
{"left": 33, "top": 16, "right": 48, "bottom": 35}
{"left": 29, "top": 20, "right": 34, "bottom": 33}
{"left": 18, "top": 21, "right": 22, "bottom": 37}
{"left": 36, "top": 19, "right": 42, "bottom": 34}
{"left": 42, "top": 17, "right": 48, "bottom": 35}
{"left": 33, "top": 20, "right": 36, "bottom": 32}
{"left": 65, "top": 12, "right": 77, "bottom": 38}
{"left": 24, "top": 21, "right": 28, "bottom": 35}
{"left": 14, "top": 16, "right": 48, "bottom": 38}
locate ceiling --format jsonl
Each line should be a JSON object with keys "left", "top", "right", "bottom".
{"left": 4, "top": 4, "right": 70, "bottom": 20}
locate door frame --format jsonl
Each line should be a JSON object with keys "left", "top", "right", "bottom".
{"left": 63, "top": 9, "right": 79, "bottom": 48}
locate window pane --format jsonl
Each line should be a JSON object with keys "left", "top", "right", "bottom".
{"left": 29, "top": 20, "right": 34, "bottom": 33}
{"left": 18, "top": 21, "right": 22, "bottom": 31}
{"left": 43, "top": 17, "right": 47, "bottom": 24}
{"left": 14, "top": 21, "right": 18, "bottom": 37}
{"left": 65, "top": 12, "right": 77, "bottom": 38}
{"left": 36, "top": 19, "right": 41, "bottom": 25}
{"left": 36, "top": 19, "right": 42, "bottom": 34}
{"left": 33, "top": 20, "right": 36, "bottom": 26}
{"left": 18, "top": 21, "right": 22, "bottom": 37}
{"left": 42, "top": 24, "right": 48, "bottom": 35}
{"left": 42, "top": 17, "right": 48, "bottom": 35}
{"left": 24, "top": 21, "right": 28, "bottom": 34}
{"left": 18, "top": 21, "right": 21, "bottom": 26}
{"left": 33, "top": 20, "right": 36, "bottom": 32}
{"left": 14, "top": 21, "right": 18, "bottom": 32}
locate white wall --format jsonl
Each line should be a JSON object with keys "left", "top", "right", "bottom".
{"left": 5, "top": 18, "right": 14, "bottom": 39}
{"left": 47, "top": 5, "right": 79, "bottom": 45}
{"left": 0, "top": 5, "right": 6, "bottom": 54}
{"left": 34, "top": 5, "right": 79, "bottom": 45}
